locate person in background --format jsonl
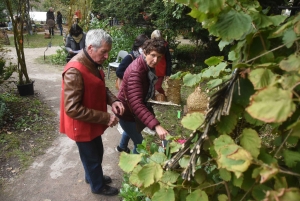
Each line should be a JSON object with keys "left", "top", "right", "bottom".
{"left": 65, "top": 24, "right": 86, "bottom": 62}
{"left": 115, "top": 34, "right": 148, "bottom": 153}
{"left": 46, "top": 7, "right": 55, "bottom": 36}
{"left": 150, "top": 30, "right": 172, "bottom": 97}
{"left": 60, "top": 29, "right": 125, "bottom": 196}
{"left": 116, "top": 38, "right": 169, "bottom": 154}
{"left": 56, "top": 11, "right": 63, "bottom": 36}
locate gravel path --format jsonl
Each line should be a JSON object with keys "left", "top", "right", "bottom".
{"left": 0, "top": 46, "right": 123, "bottom": 201}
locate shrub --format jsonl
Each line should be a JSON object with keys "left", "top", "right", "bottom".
{"left": 50, "top": 46, "right": 68, "bottom": 65}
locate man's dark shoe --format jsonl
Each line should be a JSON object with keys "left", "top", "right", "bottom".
{"left": 85, "top": 175, "right": 112, "bottom": 184}
{"left": 92, "top": 185, "right": 119, "bottom": 196}
{"left": 115, "top": 146, "right": 130, "bottom": 153}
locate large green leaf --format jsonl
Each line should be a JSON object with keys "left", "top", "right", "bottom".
{"left": 214, "top": 135, "right": 235, "bottom": 152}
{"left": 233, "top": 174, "right": 244, "bottom": 188}
{"left": 183, "top": 73, "right": 202, "bottom": 87}
{"left": 152, "top": 188, "right": 175, "bottom": 201}
{"left": 194, "top": 169, "right": 207, "bottom": 184}
{"left": 149, "top": 152, "right": 168, "bottom": 165}
{"left": 186, "top": 189, "right": 208, "bottom": 201}
{"left": 179, "top": 155, "right": 191, "bottom": 168}
{"left": 138, "top": 163, "right": 163, "bottom": 187}
{"left": 160, "top": 171, "right": 180, "bottom": 184}
{"left": 263, "top": 188, "right": 300, "bottom": 201}
{"left": 205, "top": 56, "right": 224, "bottom": 66}
{"left": 141, "top": 183, "right": 160, "bottom": 197}
{"left": 119, "top": 153, "right": 142, "bottom": 173}
{"left": 210, "top": 10, "right": 252, "bottom": 41}
{"left": 246, "top": 87, "right": 296, "bottom": 123}
{"left": 252, "top": 12, "right": 287, "bottom": 29}
{"left": 252, "top": 184, "right": 273, "bottom": 201}
{"left": 281, "top": 74, "right": 300, "bottom": 90}
{"left": 195, "top": 0, "right": 224, "bottom": 15}
{"left": 283, "top": 150, "right": 300, "bottom": 168}
{"left": 129, "top": 165, "right": 143, "bottom": 187}
{"left": 279, "top": 54, "right": 300, "bottom": 72}
{"left": 249, "top": 68, "right": 276, "bottom": 89}
{"left": 181, "top": 112, "right": 205, "bottom": 130}
{"left": 283, "top": 28, "right": 297, "bottom": 48}
{"left": 202, "top": 62, "right": 227, "bottom": 79}
{"left": 240, "top": 128, "right": 261, "bottom": 158}
{"left": 206, "top": 78, "right": 223, "bottom": 89}
{"left": 216, "top": 112, "right": 238, "bottom": 135}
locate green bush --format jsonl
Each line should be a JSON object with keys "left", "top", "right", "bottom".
{"left": 50, "top": 46, "right": 68, "bottom": 65}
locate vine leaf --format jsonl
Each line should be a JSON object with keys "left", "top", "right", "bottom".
{"left": 202, "top": 62, "right": 227, "bottom": 78}
{"left": 246, "top": 86, "right": 296, "bottom": 123}
{"left": 194, "top": 169, "right": 207, "bottom": 184}
{"left": 252, "top": 13, "right": 287, "bottom": 29}
{"left": 210, "top": 10, "right": 252, "bottom": 41}
{"left": 218, "top": 194, "right": 228, "bottom": 201}
{"left": 283, "top": 150, "right": 300, "bottom": 168}
{"left": 150, "top": 152, "right": 168, "bottom": 165}
{"left": 138, "top": 163, "right": 163, "bottom": 187}
{"left": 214, "top": 135, "right": 252, "bottom": 178}
{"left": 279, "top": 54, "right": 300, "bottom": 72}
{"left": 181, "top": 112, "right": 205, "bottom": 130}
{"left": 205, "top": 56, "right": 224, "bottom": 66}
{"left": 186, "top": 189, "right": 208, "bottom": 201}
{"left": 283, "top": 28, "right": 297, "bottom": 48}
{"left": 263, "top": 188, "right": 300, "bottom": 201}
{"left": 281, "top": 74, "right": 300, "bottom": 90}
{"left": 252, "top": 185, "right": 272, "bottom": 201}
{"left": 152, "top": 188, "right": 175, "bottom": 201}
{"left": 179, "top": 155, "right": 191, "bottom": 168}
{"left": 160, "top": 171, "right": 180, "bottom": 184}
{"left": 248, "top": 68, "right": 275, "bottom": 90}
{"left": 129, "top": 165, "right": 143, "bottom": 187}
{"left": 219, "top": 168, "right": 231, "bottom": 181}
{"left": 183, "top": 73, "right": 202, "bottom": 87}
{"left": 240, "top": 128, "right": 261, "bottom": 158}
{"left": 141, "top": 183, "right": 160, "bottom": 197}
{"left": 233, "top": 174, "right": 244, "bottom": 188}
{"left": 206, "top": 78, "right": 223, "bottom": 89}
{"left": 119, "top": 153, "right": 142, "bottom": 173}
{"left": 216, "top": 112, "right": 238, "bottom": 135}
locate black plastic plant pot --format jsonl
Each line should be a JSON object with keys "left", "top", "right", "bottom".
{"left": 17, "top": 81, "right": 35, "bottom": 96}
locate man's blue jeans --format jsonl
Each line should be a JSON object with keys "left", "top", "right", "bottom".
{"left": 76, "top": 135, "right": 104, "bottom": 192}
{"left": 119, "top": 119, "right": 143, "bottom": 154}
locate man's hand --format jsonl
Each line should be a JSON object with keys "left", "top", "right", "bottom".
{"left": 108, "top": 113, "right": 118, "bottom": 127}
{"left": 112, "top": 101, "right": 125, "bottom": 115}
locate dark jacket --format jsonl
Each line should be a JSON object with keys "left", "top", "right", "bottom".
{"left": 46, "top": 10, "right": 55, "bottom": 21}
{"left": 116, "top": 51, "right": 136, "bottom": 79}
{"left": 56, "top": 13, "right": 62, "bottom": 24}
{"left": 65, "top": 33, "right": 86, "bottom": 55}
{"left": 117, "top": 55, "right": 160, "bottom": 130}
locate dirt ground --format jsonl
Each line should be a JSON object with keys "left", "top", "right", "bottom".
{"left": 0, "top": 37, "right": 125, "bottom": 201}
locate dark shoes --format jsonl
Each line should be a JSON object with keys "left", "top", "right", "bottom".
{"left": 92, "top": 185, "right": 119, "bottom": 196}
{"left": 85, "top": 175, "right": 112, "bottom": 184}
{"left": 115, "top": 146, "right": 130, "bottom": 153}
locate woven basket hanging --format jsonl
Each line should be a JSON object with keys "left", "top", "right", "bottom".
{"left": 186, "top": 86, "right": 208, "bottom": 114}
{"left": 165, "top": 79, "right": 182, "bottom": 104}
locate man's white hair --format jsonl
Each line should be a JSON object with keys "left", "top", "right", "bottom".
{"left": 85, "top": 29, "right": 112, "bottom": 49}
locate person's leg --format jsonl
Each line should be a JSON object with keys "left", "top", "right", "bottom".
{"left": 117, "top": 132, "right": 130, "bottom": 153}
{"left": 155, "top": 76, "right": 165, "bottom": 96}
{"left": 119, "top": 119, "right": 143, "bottom": 154}
{"left": 76, "top": 136, "right": 104, "bottom": 192}
{"left": 59, "top": 24, "right": 63, "bottom": 35}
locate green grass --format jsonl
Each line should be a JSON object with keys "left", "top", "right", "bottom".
{"left": 5, "top": 34, "right": 65, "bottom": 48}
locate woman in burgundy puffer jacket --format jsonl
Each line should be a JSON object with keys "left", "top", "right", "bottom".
{"left": 117, "top": 38, "right": 169, "bottom": 154}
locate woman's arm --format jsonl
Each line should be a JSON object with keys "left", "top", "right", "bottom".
{"left": 116, "top": 55, "right": 134, "bottom": 79}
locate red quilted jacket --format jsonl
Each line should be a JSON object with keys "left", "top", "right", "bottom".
{"left": 117, "top": 55, "right": 160, "bottom": 130}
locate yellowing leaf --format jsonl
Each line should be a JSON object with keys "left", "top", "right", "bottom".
{"left": 181, "top": 112, "right": 205, "bottom": 130}
{"left": 119, "top": 152, "right": 142, "bottom": 173}
{"left": 160, "top": 171, "right": 180, "bottom": 184}
{"left": 259, "top": 164, "right": 279, "bottom": 184}
{"left": 248, "top": 68, "right": 276, "bottom": 90}
{"left": 129, "top": 165, "right": 143, "bottom": 187}
{"left": 152, "top": 188, "right": 175, "bottom": 201}
{"left": 186, "top": 189, "right": 208, "bottom": 201}
{"left": 246, "top": 87, "right": 296, "bottom": 123}
{"left": 279, "top": 54, "right": 300, "bottom": 72}
{"left": 240, "top": 128, "right": 261, "bottom": 158}
{"left": 138, "top": 163, "right": 163, "bottom": 187}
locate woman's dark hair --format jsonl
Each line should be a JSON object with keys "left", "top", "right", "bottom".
{"left": 132, "top": 34, "right": 148, "bottom": 51}
{"left": 57, "top": 11, "right": 61, "bottom": 15}
{"left": 142, "top": 38, "right": 166, "bottom": 55}
{"left": 69, "top": 24, "right": 83, "bottom": 37}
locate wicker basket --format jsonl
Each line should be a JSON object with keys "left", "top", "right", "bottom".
{"left": 165, "top": 79, "right": 182, "bottom": 104}
{"left": 187, "top": 86, "right": 208, "bottom": 114}
{"left": 155, "top": 93, "right": 166, "bottom": 102}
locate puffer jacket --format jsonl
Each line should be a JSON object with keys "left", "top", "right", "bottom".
{"left": 62, "top": 49, "right": 118, "bottom": 125}
{"left": 117, "top": 55, "right": 160, "bottom": 130}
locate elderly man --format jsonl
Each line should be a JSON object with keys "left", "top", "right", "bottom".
{"left": 60, "top": 29, "right": 125, "bottom": 196}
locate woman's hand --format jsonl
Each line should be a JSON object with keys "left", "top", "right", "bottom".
{"left": 112, "top": 101, "right": 125, "bottom": 115}
{"left": 155, "top": 125, "right": 168, "bottom": 140}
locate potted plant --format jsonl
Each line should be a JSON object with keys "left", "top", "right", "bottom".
{"left": 4, "top": 0, "right": 34, "bottom": 96}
